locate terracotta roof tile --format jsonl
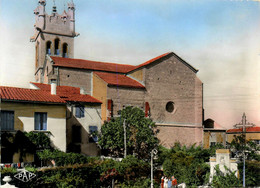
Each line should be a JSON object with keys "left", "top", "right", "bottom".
{"left": 32, "top": 83, "right": 102, "bottom": 104}
{"left": 0, "top": 86, "right": 65, "bottom": 103}
{"left": 127, "top": 52, "right": 173, "bottom": 72}
{"left": 50, "top": 52, "right": 198, "bottom": 74}
{"left": 94, "top": 72, "right": 145, "bottom": 89}
{"left": 32, "top": 83, "right": 80, "bottom": 95}
{"left": 51, "top": 56, "right": 135, "bottom": 73}
{"left": 227, "top": 126, "right": 260, "bottom": 133}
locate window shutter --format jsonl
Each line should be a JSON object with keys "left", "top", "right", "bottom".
{"left": 107, "top": 99, "right": 113, "bottom": 119}
{"left": 35, "top": 113, "right": 40, "bottom": 130}
{"left": 0, "top": 111, "right": 14, "bottom": 130}
{"left": 43, "top": 113, "right": 47, "bottom": 130}
{"left": 80, "top": 106, "right": 85, "bottom": 118}
{"left": 75, "top": 107, "right": 80, "bottom": 118}
{"left": 89, "top": 126, "right": 98, "bottom": 142}
{"left": 145, "top": 102, "right": 150, "bottom": 117}
{"left": 107, "top": 99, "right": 112, "bottom": 111}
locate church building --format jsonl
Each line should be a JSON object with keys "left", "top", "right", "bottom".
{"left": 30, "top": 0, "right": 204, "bottom": 148}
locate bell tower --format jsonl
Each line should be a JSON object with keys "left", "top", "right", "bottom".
{"left": 31, "top": 0, "right": 79, "bottom": 82}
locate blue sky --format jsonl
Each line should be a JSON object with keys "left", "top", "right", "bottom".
{"left": 0, "top": 0, "right": 260, "bottom": 128}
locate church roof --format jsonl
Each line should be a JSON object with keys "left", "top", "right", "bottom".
{"left": 227, "top": 126, "right": 260, "bottom": 133}
{"left": 51, "top": 56, "right": 135, "bottom": 73}
{"left": 131, "top": 52, "right": 198, "bottom": 73}
{"left": 127, "top": 52, "right": 173, "bottom": 72}
{"left": 50, "top": 52, "right": 198, "bottom": 74}
{"left": 32, "top": 83, "right": 102, "bottom": 104}
{"left": 0, "top": 86, "right": 65, "bottom": 104}
{"left": 94, "top": 72, "right": 145, "bottom": 89}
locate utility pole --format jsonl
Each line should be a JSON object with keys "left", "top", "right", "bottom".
{"left": 150, "top": 149, "right": 158, "bottom": 188}
{"left": 234, "top": 113, "right": 255, "bottom": 187}
{"left": 123, "top": 119, "right": 127, "bottom": 158}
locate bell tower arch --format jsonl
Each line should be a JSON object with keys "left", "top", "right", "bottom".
{"left": 30, "top": 0, "right": 79, "bottom": 83}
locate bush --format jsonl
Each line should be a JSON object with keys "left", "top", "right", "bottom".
{"left": 37, "top": 149, "right": 90, "bottom": 166}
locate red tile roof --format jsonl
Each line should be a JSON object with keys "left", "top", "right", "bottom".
{"left": 32, "top": 83, "right": 102, "bottom": 104}
{"left": 51, "top": 56, "right": 135, "bottom": 73}
{"left": 127, "top": 52, "right": 172, "bottom": 72}
{"left": 51, "top": 52, "right": 198, "bottom": 74}
{"left": 94, "top": 72, "right": 145, "bottom": 89}
{"left": 0, "top": 86, "right": 65, "bottom": 103}
{"left": 32, "top": 83, "right": 80, "bottom": 95}
{"left": 227, "top": 126, "right": 260, "bottom": 133}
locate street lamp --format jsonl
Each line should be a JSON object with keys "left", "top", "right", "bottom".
{"left": 151, "top": 148, "right": 158, "bottom": 188}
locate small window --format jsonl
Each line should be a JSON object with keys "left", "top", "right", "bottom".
{"left": 254, "top": 140, "right": 260, "bottom": 145}
{"left": 72, "top": 125, "right": 81, "bottom": 143}
{"left": 210, "top": 142, "right": 216, "bottom": 147}
{"left": 75, "top": 106, "right": 84, "bottom": 118}
{"left": 54, "top": 38, "right": 60, "bottom": 55}
{"left": 46, "top": 41, "right": 52, "bottom": 55}
{"left": 35, "top": 112, "right": 47, "bottom": 130}
{"left": 0, "top": 110, "right": 14, "bottom": 131}
{"left": 89, "top": 126, "right": 98, "bottom": 142}
{"left": 166, "top": 101, "right": 174, "bottom": 113}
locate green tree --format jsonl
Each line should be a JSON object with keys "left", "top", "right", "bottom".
{"left": 229, "top": 134, "right": 260, "bottom": 187}
{"left": 98, "top": 106, "right": 159, "bottom": 159}
{"left": 162, "top": 143, "right": 210, "bottom": 186}
{"left": 230, "top": 134, "right": 260, "bottom": 161}
{"left": 211, "top": 165, "right": 241, "bottom": 188}
{"left": 25, "top": 131, "right": 53, "bottom": 150}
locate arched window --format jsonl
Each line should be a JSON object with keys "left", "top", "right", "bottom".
{"left": 62, "top": 43, "right": 68, "bottom": 58}
{"left": 46, "top": 41, "right": 52, "bottom": 55}
{"left": 54, "top": 38, "right": 60, "bottom": 55}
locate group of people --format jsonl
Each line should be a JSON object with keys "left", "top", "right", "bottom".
{"left": 161, "top": 176, "right": 178, "bottom": 188}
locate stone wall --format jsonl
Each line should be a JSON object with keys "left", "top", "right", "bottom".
{"left": 58, "top": 67, "right": 92, "bottom": 94}
{"left": 144, "top": 55, "right": 202, "bottom": 125}
{"left": 107, "top": 86, "right": 145, "bottom": 116}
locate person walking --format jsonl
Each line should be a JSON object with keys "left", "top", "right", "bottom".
{"left": 171, "top": 175, "right": 177, "bottom": 188}
{"left": 161, "top": 176, "right": 164, "bottom": 188}
{"left": 167, "top": 177, "right": 172, "bottom": 188}
{"left": 163, "top": 177, "right": 168, "bottom": 188}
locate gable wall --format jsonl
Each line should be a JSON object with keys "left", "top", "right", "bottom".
{"left": 144, "top": 55, "right": 202, "bottom": 125}
{"left": 128, "top": 69, "right": 144, "bottom": 82}
{"left": 58, "top": 67, "right": 92, "bottom": 94}
{"left": 143, "top": 56, "right": 203, "bottom": 146}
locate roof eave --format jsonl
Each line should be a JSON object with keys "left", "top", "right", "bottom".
{"left": 1, "top": 99, "right": 66, "bottom": 105}
{"left": 108, "top": 84, "right": 145, "bottom": 89}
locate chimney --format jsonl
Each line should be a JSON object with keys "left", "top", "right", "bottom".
{"left": 80, "top": 88, "right": 85, "bottom": 94}
{"left": 50, "top": 78, "right": 57, "bottom": 95}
